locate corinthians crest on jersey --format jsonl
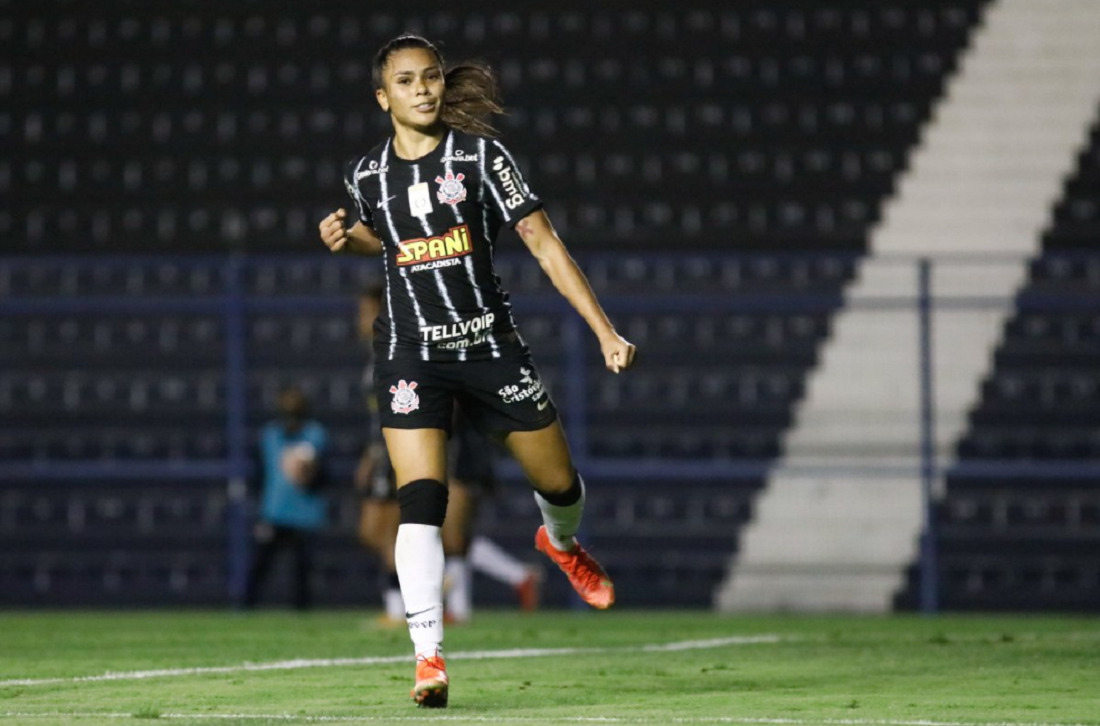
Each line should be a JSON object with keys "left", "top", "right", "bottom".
{"left": 435, "top": 171, "right": 466, "bottom": 206}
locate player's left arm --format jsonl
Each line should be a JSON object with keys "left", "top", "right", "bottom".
{"left": 515, "top": 209, "right": 636, "bottom": 374}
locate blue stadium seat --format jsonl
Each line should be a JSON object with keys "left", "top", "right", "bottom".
{"left": 2, "top": 1, "right": 992, "bottom": 607}
{"left": 898, "top": 108, "right": 1100, "bottom": 609}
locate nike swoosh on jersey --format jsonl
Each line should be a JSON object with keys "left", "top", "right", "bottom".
{"left": 405, "top": 606, "right": 436, "bottom": 619}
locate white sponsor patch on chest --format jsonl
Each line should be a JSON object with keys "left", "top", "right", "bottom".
{"left": 407, "top": 182, "right": 433, "bottom": 216}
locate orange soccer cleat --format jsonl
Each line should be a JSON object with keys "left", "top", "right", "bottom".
{"left": 534, "top": 526, "right": 615, "bottom": 610}
{"left": 411, "top": 651, "right": 448, "bottom": 708}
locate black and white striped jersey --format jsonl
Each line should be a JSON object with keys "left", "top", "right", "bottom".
{"left": 343, "top": 129, "right": 543, "bottom": 362}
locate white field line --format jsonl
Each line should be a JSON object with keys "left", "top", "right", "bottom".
{"left": 0, "top": 713, "right": 1097, "bottom": 726}
{"left": 0, "top": 635, "right": 779, "bottom": 688}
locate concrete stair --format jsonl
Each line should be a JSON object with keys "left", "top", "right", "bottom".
{"left": 716, "top": 0, "right": 1100, "bottom": 612}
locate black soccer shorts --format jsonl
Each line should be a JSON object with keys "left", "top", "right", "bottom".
{"left": 373, "top": 352, "right": 558, "bottom": 436}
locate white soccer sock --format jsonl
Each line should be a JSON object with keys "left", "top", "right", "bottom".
{"left": 395, "top": 523, "right": 445, "bottom": 658}
{"left": 533, "top": 476, "right": 586, "bottom": 552}
{"left": 444, "top": 557, "right": 472, "bottom": 623}
{"left": 469, "top": 535, "right": 528, "bottom": 586}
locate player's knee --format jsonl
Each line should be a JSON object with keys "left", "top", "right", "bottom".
{"left": 533, "top": 470, "right": 583, "bottom": 506}
{"left": 397, "top": 478, "right": 449, "bottom": 526}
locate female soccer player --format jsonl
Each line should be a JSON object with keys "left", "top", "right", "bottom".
{"left": 318, "top": 34, "right": 636, "bottom": 708}
{"left": 355, "top": 285, "right": 542, "bottom": 627}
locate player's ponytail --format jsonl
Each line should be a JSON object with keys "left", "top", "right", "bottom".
{"left": 372, "top": 34, "right": 504, "bottom": 138}
{"left": 441, "top": 63, "right": 503, "bottom": 138}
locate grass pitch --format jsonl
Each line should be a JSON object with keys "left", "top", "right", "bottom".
{"left": 1, "top": 610, "right": 1097, "bottom": 726}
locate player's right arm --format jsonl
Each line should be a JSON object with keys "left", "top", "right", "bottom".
{"left": 319, "top": 208, "right": 384, "bottom": 256}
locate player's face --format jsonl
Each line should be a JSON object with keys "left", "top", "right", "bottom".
{"left": 375, "top": 48, "right": 445, "bottom": 132}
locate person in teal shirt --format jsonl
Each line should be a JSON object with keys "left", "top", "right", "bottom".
{"left": 243, "top": 386, "right": 331, "bottom": 610}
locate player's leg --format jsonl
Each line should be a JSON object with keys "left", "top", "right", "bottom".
{"left": 447, "top": 413, "right": 541, "bottom": 610}
{"left": 467, "top": 535, "right": 542, "bottom": 611}
{"left": 441, "top": 479, "right": 476, "bottom": 623}
{"left": 242, "top": 521, "right": 280, "bottom": 608}
{"left": 503, "top": 420, "right": 579, "bottom": 543}
{"left": 460, "top": 352, "right": 613, "bottom": 611}
{"left": 384, "top": 426, "right": 450, "bottom": 707}
{"left": 359, "top": 496, "right": 403, "bottom": 623}
{"left": 290, "top": 528, "right": 312, "bottom": 611}
{"left": 375, "top": 357, "right": 455, "bottom": 706}
{"left": 504, "top": 422, "right": 613, "bottom": 609}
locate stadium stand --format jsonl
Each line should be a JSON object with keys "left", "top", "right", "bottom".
{"left": 718, "top": 0, "right": 1100, "bottom": 613}
{"left": 1, "top": 2, "right": 995, "bottom": 608}
{"left": 896, "top": 110, "right": 1100, "bottom": 611}
{"left": 2, "top": 2, "right": 984, "bottom": 252}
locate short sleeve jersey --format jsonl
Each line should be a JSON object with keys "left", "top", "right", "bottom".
{"left": 343, "top": 129, "right": 543, "bottom": 362}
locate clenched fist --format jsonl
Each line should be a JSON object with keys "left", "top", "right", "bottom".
{"left": 319, "top": 208, "right": 349, "bottom": 253}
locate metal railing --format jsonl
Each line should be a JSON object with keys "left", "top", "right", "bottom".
{"left": 2, "top": 252, "right": 1098, "bottom": 611}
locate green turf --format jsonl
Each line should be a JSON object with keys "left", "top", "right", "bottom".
{"left": 1, "top": 610, "right": 1098, "bottom": 726}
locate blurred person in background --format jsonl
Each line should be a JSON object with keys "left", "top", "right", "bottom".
{"left": 242, "top": 385, "right": 331, "bottom": 611}
{"left": 441, "top": 406, "right": 543, "bottom": 625}
{"left": 354, "top": 285, "right": 405, "bottom": 624}
{"left": 354, "top": 286, "right": 541, "bottom": 627}
{"left": 318, "top": 34, "right": 635, "bottom": 707}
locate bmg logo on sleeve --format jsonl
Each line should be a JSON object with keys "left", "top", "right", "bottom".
{"left": 492, "top": 156, "right": 526, "bottom": 210}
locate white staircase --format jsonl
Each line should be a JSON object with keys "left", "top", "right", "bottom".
{"left": 716, "top": 0, "right": 1100, "bottom": 612}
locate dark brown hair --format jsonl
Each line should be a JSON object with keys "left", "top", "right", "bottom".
{"left": 372, "top": 34, "right": 503, "bottom": 138}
